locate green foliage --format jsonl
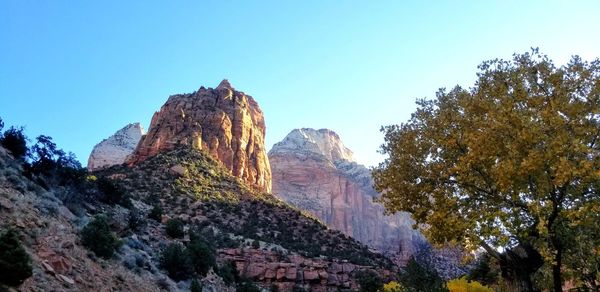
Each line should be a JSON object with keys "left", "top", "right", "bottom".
{"left": 355, "top": 269, "right": 384, "bottom": 292}
{"left": 1, "top": 126, "right": 28, "bottom": 159}
{"left": 467, "top": 253, "right": 498, "bottom": 286}
{"left": 187, "top": 239, "right": 216, "bottom": 276}
{"left": 0, "top": 229, "right": 32, "bottom": 286}
{"left": 447, "top": 277, "right": 493, "bottom": 292}
{"left": 216, "top": 261, "right": 239, "bottom": 284}
{"left": 165, "top": 218, "right": 185, "bottom": 238}
{"left": 160, "top": 242, "right": 193, "bottom": 281}
{"left": 128, "top": 208, "right": 145, "bottom": 231}
{"left": 400, "top": 257, "right": 448, "bottom": 292}
{"left": 373, "top": 49, "right": 600, "bottom": 289}
{"left": 148, "top": 205, "right": 163, "bottom": 221}
{"left": 96, "top": 177, "right": 132, "bottom": 208}
{"left": 236, "top": 281, "right": 260, "bottom": 292}
{"left": 81, "top": 215, "right": 121, "bottom": 258}
{"left": 190, "top": 278, "right": 202, "bottom": 292}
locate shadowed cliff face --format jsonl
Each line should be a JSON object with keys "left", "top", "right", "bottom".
{"left": 127, "top": 80, "right": 272, "bottom": 192}
{"left": 269, "top": 128, "right": 421, "bottom": 257}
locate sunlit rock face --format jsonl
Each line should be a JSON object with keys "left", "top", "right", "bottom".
{"left": 127, "top": 80, "right": 272, "bottom": 192}
{"left": 87, "top": 123, "right": 144, "bottom": 171}
{"left": 269, "top": 128, "right": 420, "bottom": 256}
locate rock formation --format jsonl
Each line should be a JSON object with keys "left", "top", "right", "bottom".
{"left": 269, "top": 128, "right": 421, "bottom": 258}
{"left": 87, "top": 123, "right": 144, "bottom": 171}
{"left": 127, "top": 80, "right": 271, "bottom": 192}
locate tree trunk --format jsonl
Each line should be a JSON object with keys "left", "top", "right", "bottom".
{"left": 552, "top": 248, "right": 563, "bottom": 292}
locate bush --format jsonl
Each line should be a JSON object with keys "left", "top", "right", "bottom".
{"left": 383, "top": 281, "right": 404, "bottom": 292}
{"left": 165, "top": 218, "right": 185, "bottom": 238}
{"left": 97, "top": 177, "right": 132, "bottom": 208}
{"left": 128, "top": 208, "right": 145, "bottom": 231}
{"left": 355, "top": 269, "right": 384, "bottom": 292}
{"left": 217, "top": 261, "right": 239, "bottom": 284}
{"left": 81, "top": 216, "right": 121, "bottom": 258}
{"left": 236, "top": 281, "right": 260, "bottom": 292}
{"left": 1, "top": 127, "right": 28, "bottom": 159}
{"left": 190, "top": 278, "right": 202, "bottom": 292}
{"left": 160, "top": 242, "right": 193, "bottom": 281}
{"left": 447, "top": 277, "right": 493, "bottom": 292}
{"left": 148, "top": 205, "right": 163, "bottom": 221}
{"left": 0, "top": 229, "right": 32, "bottom": 286}
{"left": 187, "top": 239, "right": 216, "bottom": 276}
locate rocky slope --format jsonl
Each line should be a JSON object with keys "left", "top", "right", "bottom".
{"left": 269, "top": 128, "right": 421, "bottom": 259}
{"left": 87, "top": 123, "right": 144, "bottom": 171}
{"left": 127, "top": 80, "right": 271, "bottom": 192}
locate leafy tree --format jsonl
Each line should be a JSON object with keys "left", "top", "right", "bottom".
{"left": 467, "top": 253, "right": 499, "bottom": 286}
{"left": 187, "top": 239, "right": 215, "bottom": 276}
{"left": 0, "top": 126, "right": 28, "bottom": 159}
{"left": 160, "top": 242, "right": 193, "bottom": 281}
{"left": 0, "top": 229, "right": 32, "bottom": 286}
{"left": 355, "top": 269, "right": 384, "bottom": 292}
{"left": 165, "top": 218, "right": 185, "bottom": 238}
{"left": 373, "top": 49, "right": 600, "bottom": 291}
{"left": 81, "top": 215, "right": 121, "bottom": 258}
{"left": 30, "top": 135, "right": 65, "bottom": 174}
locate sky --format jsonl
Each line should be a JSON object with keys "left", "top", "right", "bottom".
{"left": 1, "top": 1, "right": 599, "bottom": 167}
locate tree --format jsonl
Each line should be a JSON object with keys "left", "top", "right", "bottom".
{"left": 30, "top": 135, "right": 65, "bottom": 174}
{"left": 81, "top": 215, "right": 121, "bottom": 258}
{"left": 0, "top": 126, "right": 28, "bottom": 159}
{"left": 0, "top": 229, "right": 32, "bottom": 286}
{"left": 160, "top": 242, "right": 193, "bottom": 281}
{"left": 373, "top": 49, "right": 600, "bottom": 291}
{"left": 0, "top": 116, "right": 4, "bottom": 132}
{"left": 187, "top": 239, "right": 216, "bottom": 276}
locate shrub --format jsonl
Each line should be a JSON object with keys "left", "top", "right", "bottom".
{"left": 383, "top": 281, "right": 404, "bottom": 292}
{"left": 148, "top": 205, "right": 163, "bottom": 221}
{"left": 0, "top": 229, "right": 32, "bottom": 286}
{"left": 447, "top": 277, "right": 493, "bottom": 292}
{"left": 251, "top": 240, "right": 260, "bottom": 249}
{"left": 355, "top": 269, "right": 384, "bottom": 292}
{"left": 1, "top": 127, "right": 28, "bottom": 159}
{"left": 217, "top": 261, "right": 239, "bottom": 284}
{"left": 128, "top": 208, "right": 145, "bottom": 231}
{"left": 236, "top": 281, "right": 260, "bottom": 292}
{"left": 160, "top": 242, "right": 193, "bottom": 281}
{"left": 165, "top": 218, "right": 185, "bottom": 238}
{"left": 187, "top": 239, "right": 216, "bottom": 276}
{"left": 97, "top": 177, "right": 132, "bottom": 208}
{"left": 190, "top": 278, "right": 202, "bottom": 292}
{"left": 81, "top": 216, "right": 121, "bottom": 258}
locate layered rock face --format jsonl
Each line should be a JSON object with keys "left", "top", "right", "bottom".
{"left": 127, "top": 80, "right": 271, "bottom": 192}
{"left": 87, "top": 123, "right": 144, "bottom": 171}
{"left": 269, "top": 128, "right": 420, "bottom": 257}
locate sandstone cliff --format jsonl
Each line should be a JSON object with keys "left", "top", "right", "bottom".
{"left": 269, "top": 128, "right": 421, "bottom": 258}
{"left": 127, "top": 80, "right": 271, "bottom": 192}
{"left": 87, "top": 123, "right": 144, "bottom": 171}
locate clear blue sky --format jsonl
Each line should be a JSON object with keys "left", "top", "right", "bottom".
{"left": 1, "top": 1, "right": 599, "bottom": 167}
